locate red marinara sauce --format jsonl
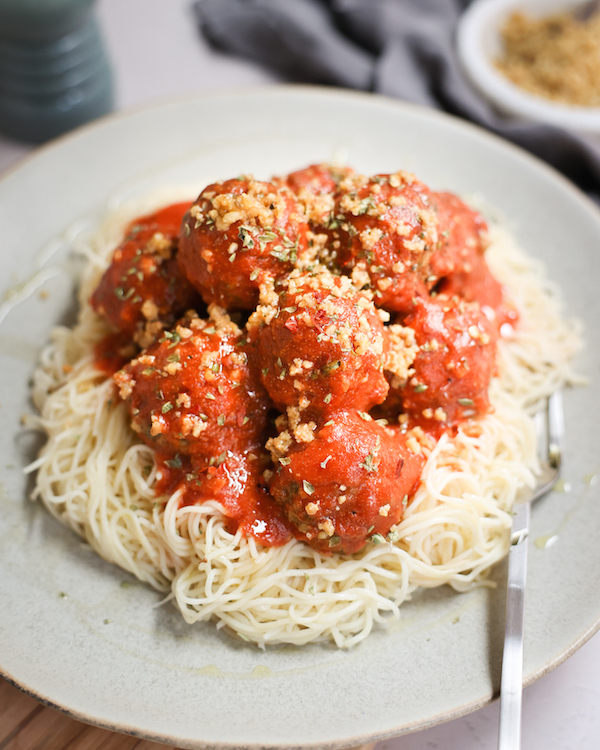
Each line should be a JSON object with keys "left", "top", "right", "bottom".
{"left": 154, "top": 449, "right": 294, "bottom": 547}
{"left": 90, "top": 167, "right": 512, "bottom": 555}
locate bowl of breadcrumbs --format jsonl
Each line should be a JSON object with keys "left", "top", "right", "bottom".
{"left": 458, "top": 0, "right": 600, "bottom": 133}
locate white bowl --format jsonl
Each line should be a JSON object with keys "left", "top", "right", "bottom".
{"left": 457, "top": 0, "right": 600, "bottom": 134}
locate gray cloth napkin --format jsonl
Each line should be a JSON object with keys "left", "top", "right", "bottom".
{"left": 193, "top": 0, "right": 600, "bottom": 199}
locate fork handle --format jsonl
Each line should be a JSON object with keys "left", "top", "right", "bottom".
{"left": 498, "top": 500, "right": 530, "bottom": 750}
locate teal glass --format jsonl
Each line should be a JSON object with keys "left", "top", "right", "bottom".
{"left": 0, "top": 0, "right": 113, "bottom": 143}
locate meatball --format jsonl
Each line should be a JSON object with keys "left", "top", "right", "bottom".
{"left": 178, "top": 178, "right": 310, "bottom": 310}
{"left": 432, "top": 192, "right": 507, "bottom": 321}
{"left": 328, "top": 170, "right": 440, "bottom": 311}
{"left": 113, "top": 308, "right": 270, "bottom": 459}
{"left": 249, "top": 271, "right": 389, "bottom": 415}
{"left": 91, "top": 202, "right": 199, "bottom": 339}
{"left": 269, "top": 411, "right": 425, "bottom": 554}
{"left": 429, "top": 192, "right": 488, "bottom": 280}
{"left": 283, "top": 163, "right": 353, "bottom": 226}
{"left": 438, "top": 253, "right": 508, "bottom": 323}
{"left": 396, "top": 295, "right": 498, "bottom": 424}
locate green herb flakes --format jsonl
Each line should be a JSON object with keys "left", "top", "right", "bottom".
{"left": 360, "top": 452, "right": 378, "bottom": 473}
{"left": 115, "top": 286, "right": 134, "bottom": 301}
{"left": 323, "top": 360, "right": 341, "bottom": 374}
{"left": 302, "top": 480, "right": 315, "bottom": 495}
{"left": 162, "top": 330, "right": 181, "bottom": 347}
{"left": 238, "top": 226, "right": 255, "bottom": 249}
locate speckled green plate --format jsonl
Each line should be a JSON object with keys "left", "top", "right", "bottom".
{"left": 1, "top": 87, "right": 599, "bottom": 750}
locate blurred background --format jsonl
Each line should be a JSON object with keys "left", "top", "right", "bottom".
{"left": 2, "top": 0, "right": 600, "bottom": 188}
{"left": 1, "top": 1, "right": 599, "bottom": 748}
{"left": 0, "top": 0, "right": 282, "bottom": 172}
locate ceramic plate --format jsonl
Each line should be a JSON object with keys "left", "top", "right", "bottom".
{"left": 1, "top": 87, "right": 599, "bottom": 750}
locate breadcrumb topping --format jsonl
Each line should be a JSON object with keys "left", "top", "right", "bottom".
{"left": 207, "top": 181, "right": 285, "bottom": 232}
{"left": 385, "top": 324, "right": 419, "bottom": 386}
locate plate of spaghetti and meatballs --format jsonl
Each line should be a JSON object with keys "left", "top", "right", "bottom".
{"left": 30, "top": 159, "right": 575, "bottom": 645}
{"left": 1, "top": 88, "right": 599, "bottom": 749}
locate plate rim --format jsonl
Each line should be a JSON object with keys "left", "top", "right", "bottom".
{"left": 2, "top": 82, "right": 600, "bottom": 224}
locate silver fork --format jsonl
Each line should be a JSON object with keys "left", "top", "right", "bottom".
{"left": 498, "top": 390, "right": 564, "bottom": 750}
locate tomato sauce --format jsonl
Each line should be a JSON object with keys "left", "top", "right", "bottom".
{"left": 155, "top": 450, "right": 294, "bottom": 546}
{"left": 94, "top": 331, "right": 135, "bottom": 376}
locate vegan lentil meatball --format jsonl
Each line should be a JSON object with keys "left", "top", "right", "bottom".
{"left": 328, "top": 171, "right": 440, "bottom": 311}
{"left": 429, "top": 192, "right": 488, "bottom": 280}
{"left": 178, "top": 178, "right": 310, "bottom": 310}
{"left": 439, "top": 253, "right": 508, "bottom": 324}
{"left": 91, "top": 202, "right": 199, "bottom": 340}
{"left": 269, "top": 411, "right": 425, "bottom": 554}
{"left": 113, "top": 308, "right": 270, "bottom": 459}
{"left": 283, "top": 163, "right": 353, "bottom": 226}
{"left": 249, "top": 270, "right": 389, "bottom": 415}
{"left": 397, "top": 294, "right": 498, "bottom": 424}
{"left": 432, "top": 192, "right": 507, "bottom": 320}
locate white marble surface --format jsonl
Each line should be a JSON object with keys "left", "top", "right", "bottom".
{"left": 1, "top": 1, "right": 599, "bottom": 748}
